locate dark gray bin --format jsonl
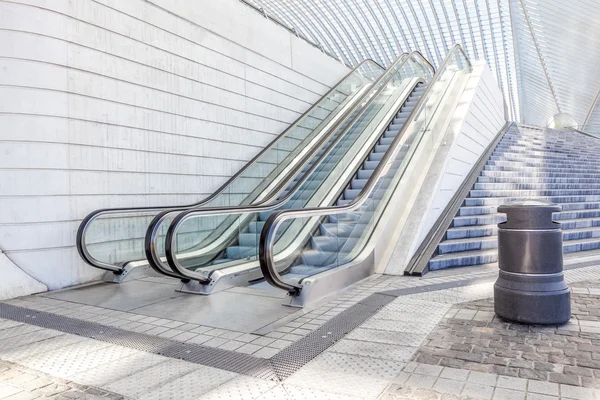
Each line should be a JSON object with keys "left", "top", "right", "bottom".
{"left": 494, "top": 200, "right": 571, "bottom": 324}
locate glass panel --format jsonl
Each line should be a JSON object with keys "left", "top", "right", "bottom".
{"left": 167, "top": 54, "right": 434, "bottom": 278}
{"left": 81, "top": 61, "right": 384, "bottom": 271}
{"left": 265, "top": 47, "right": 471, "bottom": 284}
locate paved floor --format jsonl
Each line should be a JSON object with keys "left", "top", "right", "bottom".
{"left": 1, "top": 264, "right": 600, "bottom": 399}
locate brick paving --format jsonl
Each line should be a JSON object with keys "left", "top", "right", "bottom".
{"left": 411, "top": 279, "right": 600, "bottom": 389}
{"left": 0, "top": 359, "right": 124, "bottom": 399}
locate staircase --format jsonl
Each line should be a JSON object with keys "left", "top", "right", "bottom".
{"left": 428, "top": 125, "right": 600, "bottom": 271}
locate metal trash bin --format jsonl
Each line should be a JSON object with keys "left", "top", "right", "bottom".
{"left": 494, "top": 200, "right": 571, "bottom": 324}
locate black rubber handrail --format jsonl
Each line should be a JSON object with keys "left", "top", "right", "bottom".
{"left": 142, "top": 57, "right": 405, "bottom": 280}
{"left": 159, "top": 52, "right": 435, "bottom": 283}
{"left": 76, "top": 58, "right": 385, "bottom": 273}
{"left": 258, "top": 44, "right": 471, "bottom": 294}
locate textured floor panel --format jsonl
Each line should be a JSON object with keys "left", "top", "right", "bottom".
{"left": 0, "top": 333, "right": 88, "bottom": 362}
{"left": 269, "top": 294, "right": 395, "bottom": 379}
{"left": 69, "top": 352, "right": 167, "bottom": 386}
{"left": 198, "top": 376, "right": 278, "bottom": 400}
{"left": 17, "top": 340, "right": 124, "bottom": 379}
{"left": 0, "top": 281, "right": 467, "bottom": 384}
{"left": 282, "top": 384, "right": 366, "bottom": 400}
{"left": 139, "top": 367, "right": 237, "bottom": 400}
{"left": 0, "top": 327, "right": 64, "bottom": 352}
{"left": 103, "top": 359, "right": 199, "bottom": 398}
{"left": 329, "top": 338, "right": 415, "bottom": 361}
{"left": 345, "top": 327, "right": 425, "bottom": 346}
{"left": 0, "top": 303, "right": 278, "bottom": 380}
{"left": 284, "top": 352, "right": 401, "bottom": 398}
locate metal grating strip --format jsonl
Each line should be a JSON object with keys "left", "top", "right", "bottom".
{"left": 269, "top": 293, "right": 395, "bottom": 379}
{"left": 0, "top": 303, "right": 278, "bottom": 380}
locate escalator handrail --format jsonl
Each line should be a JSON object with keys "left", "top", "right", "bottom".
{"left": 142, "top": 55, "right": 408, "bottom": 280}
{"left": 76, "top": 58, "right": 385, "bottom": 273}
{"left": 160, "top": 52, "right": 435, "bottom": 282}
{"left": 258, "top": 44, "right": 472, "bottom": 294}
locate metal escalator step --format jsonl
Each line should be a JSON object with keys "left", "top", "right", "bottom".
{"left": 311, "top": 236, "right": 359, "bottom": 252}
{"left": 248, "top": 221, "right": 266, "bottom": 233}
{"left": 351, "top": 178, "right": 368, "bottom": 190}
{"left": 301, "top": 250, "right": 337, "bottom": 266}
{"left": 364, "top": 161, "right": 379, "bottom": 169}
{"left": 358, "top": 169, "right": 374, "bottom": 179}
{"left": 375, "top": 144, "right": 390, "bottom": 153}
{"left": 379, "top": 137, "right": 394, "bottom": 145}
{"left": 238, "top": 233, "right": 259, "bottom": 247}
{"left": 369, "top": 153, "right": 384, "bottom": 162}
{"left": 225, "top": 246, "right": 257, "bottom": 259}
{"left": 344, "top": 189, "right": 361, "bottom": 200}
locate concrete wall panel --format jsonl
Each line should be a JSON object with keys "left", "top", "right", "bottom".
{"left": 0, "top": 0, "right": 348, "bottom": 293}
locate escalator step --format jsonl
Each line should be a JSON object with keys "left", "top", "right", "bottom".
{"left": 344, "top": 188, "right": 361, "bottom": 200}
{"left": 358, "top": 169, "right": 374, "bottom": 179}
{"left": 369, "top": 153, "right": 384, "bottom": 162}
{"left": 351, "top": 178, "right": 368, "bottom": 190}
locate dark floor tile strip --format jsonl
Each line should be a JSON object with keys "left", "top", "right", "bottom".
{"left": 269, "top": 293, "right": 396, "bottom": 380}
{"left": 0, "top": 303, "right": 278, "bottom": 381}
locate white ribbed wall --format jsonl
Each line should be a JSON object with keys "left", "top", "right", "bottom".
{"left": 0, "top": 0, "right": 348, "bottom": 295}
{"left": 383, "top": 61, "right": 506, "bottom": 275}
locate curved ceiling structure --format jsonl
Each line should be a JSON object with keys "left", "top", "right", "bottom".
{"left": 242, "top": 0, "right": 600, "bottom": 127}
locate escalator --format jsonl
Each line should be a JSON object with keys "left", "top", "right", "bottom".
{"left": 151, "top": 52, "right": 436, "bottom": 294}
{"left": 256, "top": 45, "right": 474, "bottom": 306}
{"left": 76, "top": 59, "right": 385, "bottom": 280}
{"left": 214, "top": 85, "right": 425, "bottom": 267}
{"left": 252, "top": 84, "right": 426, "bottom": 286}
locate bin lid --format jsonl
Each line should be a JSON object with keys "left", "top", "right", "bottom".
{"left": 497, "top": 200, "right": 561, "bottom": 229}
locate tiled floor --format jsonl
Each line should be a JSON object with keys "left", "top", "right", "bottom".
{"left": 2, "top": 264, "right": 600, "bottom": 398}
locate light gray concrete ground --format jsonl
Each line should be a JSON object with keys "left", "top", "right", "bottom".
{"left": 1, "top": 264, "right": 600, "bottom": 399}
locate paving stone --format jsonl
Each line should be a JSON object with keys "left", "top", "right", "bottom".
{"left": 461, "top": 382, "right": 494, "bottom": 400}
{"left": 496, "top": 375, "right": 527, "bottom": 391}
{"left": 517, "top": 368, "right": 547, "bottom": 380}
{"left": 560, "top": 384, "right": 595, "bottom": 400}
{"left": 525, "top": 394, "right": 558, "bottom": 400}
{"left": 33, "top": 382, "right": 70, "bottom": 396}
{"left": 467, "top": 371, "right": 498, "bottom": 386}
{"left": 413, "top": 364, "right": 443, "bottom": 377}
{"left": 563, "top": 365, "right": 594, "bottom": 377}
{"left": 404, "top": 374, "right": 436, "bottom": 389}
{"left": 527, "top": 380, "right": 559, "bottom": 396}
{"left": 432, "top": 378, "right": 463, "bottom": 395}
{"left": 548, "top": 372, "right": 580, "bottom": 386}
{"left": 439, "top": 367, "right": 469, "bottom": 381}
{"left": 235, "top": 343, "right": 262, "bottom": 355}
{"left": 492, "top": 387, "right": 525, "bottom": 400}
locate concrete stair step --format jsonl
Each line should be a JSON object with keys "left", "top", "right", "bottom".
{"left": 474, "top": 183, "right": 600, "bottom": 190}
{"left": 469, "top": 189, "right": 600, "bottom": 198}
{"left": 428, "top": 249, "right": 497, "bottom": 270}
{"left": 465, "top": 196, "right": 600, "bottom": 206}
